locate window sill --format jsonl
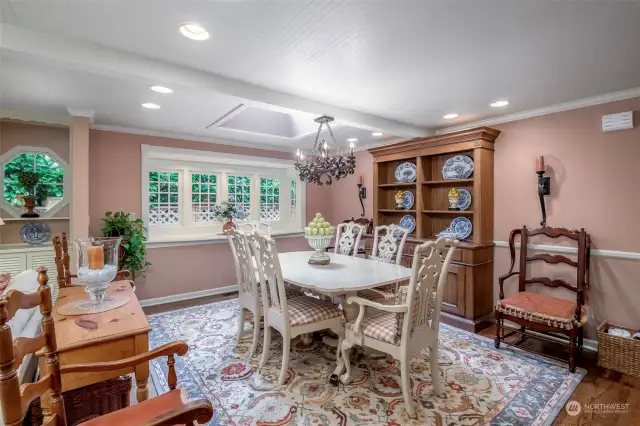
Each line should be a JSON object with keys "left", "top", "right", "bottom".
{"left": 147, "top": 231, "right": 305, "bottom": 249}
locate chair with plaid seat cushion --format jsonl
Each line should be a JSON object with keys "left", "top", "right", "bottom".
{"left": 495, "top": 226, "right": 591, "bottom": 373}
{"left": 248, "top": 232, "right": 345, "bottom": 385}
{"left": 355, "top": 224, "right": 410, "bottom": 304}
{"left": 340, "top": 238, "right": 458, "bottom": 419}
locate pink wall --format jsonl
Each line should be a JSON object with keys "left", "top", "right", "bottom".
{"left": 89, "top": 130, "right": 322, "bottom": 300}
{"left": 326, "top": 97, "right": 640, "bottom": 338}
{"left": 0, "top": 121, "right": 70, "bottom": 243}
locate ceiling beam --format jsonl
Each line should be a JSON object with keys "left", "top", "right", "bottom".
{"left": 0, "top": 24, "right": 430, "bottom": 139}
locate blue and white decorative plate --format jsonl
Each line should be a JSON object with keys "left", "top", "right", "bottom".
{"left": 395, "top": 162, "right": 417, "bottom": 182}
{"left": 451, "top": 216, "right": 472, "bottom": 240}
{"left": 402, "top": 191, "right": 414, "bottom": 209}
{"left": 458, "top": 189, "right": 472, "bottom": 211}
{"left": 442, "top": 155, "right": 474, "bottom": 179}
{"left": 20, "top": 223, "right": 51, "bottom": 245}
{"left": 399, "top": 215, "right": 416, "bottom": 234}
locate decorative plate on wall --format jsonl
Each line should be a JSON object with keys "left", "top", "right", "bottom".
{"left": 394, "top": 162, "right": 417, "bottom": 182}
{"left": 458, "top": 189, "right": 472, "bottom": 211}
{"left": 402, "top": 191, "right": 414, "bottom": 209}
{"left": 442, "top": 155, "right": 474, "bottom": 179}
{"left": 399, "top": 215, "right": 416, "bottom": 234}
{"left": 20, "top": 223, "right": 51, "bottom": 245}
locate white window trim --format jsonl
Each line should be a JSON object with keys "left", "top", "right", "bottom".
{"left": 141, "top": 145, "right": 305, "bottom": 246}
{"left": 0, "top": 146, "right": 70, "bottom": 218}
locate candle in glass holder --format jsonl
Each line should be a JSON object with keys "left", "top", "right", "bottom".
{"left": 535, "top": 156, "right": 545, "bottom": 173}
{"left": 87, "top": 246, "right": 104, "bottom": 270}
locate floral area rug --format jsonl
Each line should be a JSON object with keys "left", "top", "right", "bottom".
{"left": 147, "top": 299, "right": 585, "bottom": 426}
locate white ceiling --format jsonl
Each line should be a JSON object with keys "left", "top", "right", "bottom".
{"left": 1, "top": 0, "right": 639, "bottom": 151}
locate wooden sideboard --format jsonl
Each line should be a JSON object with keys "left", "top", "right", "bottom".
{"left": 368, "top": 127, "right": 500, "bottom": 332}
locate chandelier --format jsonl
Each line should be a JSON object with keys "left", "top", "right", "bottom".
{"left": 295, "top": 115, "right": 356, "bottom": 186}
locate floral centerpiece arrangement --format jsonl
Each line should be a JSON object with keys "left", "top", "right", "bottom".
{"left": 304, "top": 213, "right": 335, "bottom": 264}
{"left": 214, "top": 201, "right": 241, "bottom": 231}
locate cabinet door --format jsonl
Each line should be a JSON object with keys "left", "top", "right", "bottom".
{"left": 0, "top": 253, "right": 27, "bottom": 276}
{"left": 441, "top": 264, "right": 466, "bottom": 316}
{"left": 27, "top": 251, "right": 58, "bottom": 272}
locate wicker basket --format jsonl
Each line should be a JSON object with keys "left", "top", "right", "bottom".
{"left": 597, "top": 320, "right": 640, "bottom": 378}
{"left": 29, "top": 376, "right": 132, "bottom": 425}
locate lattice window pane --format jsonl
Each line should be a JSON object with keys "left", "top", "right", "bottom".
{"left": 228, "top": 175, "right": 251, "bottom": 220}
{"left": 260, "top": 178, "right": 280, "bottom": 221}
{"left": 149, "top": 171, "right": 180, "bottom": 225}
{"left": 191, "top": 173, "right": 218, "bottom": 222}
{"left": 290, "top": 180, "right": 297, "bottom": 219}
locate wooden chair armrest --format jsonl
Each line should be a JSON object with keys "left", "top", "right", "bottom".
{"left": 345, "top": 296, "right": 408, "bottom": 313}
{"left": 140, "top": 399, "right": 214, "bottom": 426}
{"left": 497, "top": 271, "right": 519, "bottom": 286}
{"left": 61, "top": 342, "right": 187, "bottom": 375}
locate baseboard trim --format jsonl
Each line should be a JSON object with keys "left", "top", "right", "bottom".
{"left": 503, "top": 322, "right": 598, "bottom": 352}
{"left": 139, "top": 285, "right": 239, "bottom": 308}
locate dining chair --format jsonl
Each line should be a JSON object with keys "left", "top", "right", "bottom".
{"left": 248, "top": 232, "right": 345, "bottom": 385}
{"left": 333, "top": 222, "right": 365, "bottom": 256}
{"left": 357, "top": 224, "right": 410, "bottom": 304}
{"left": 238, "top": 221, "right": 271, "bottom": 237}
{"left": 227, "top": 229, "right": 303, "bottom": 357}
{"left": 495, "top": 226, "right": 590, "bottom": 372}
{"left": 0, "top": 267, "right": 213, "bottom": 426}
{"left": 227, "top": 228, "right": 264, "bottom": 357}
{"left": 340, "top": 238, "right": 458, "bottom": 419}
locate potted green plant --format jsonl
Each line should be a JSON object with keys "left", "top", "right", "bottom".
{"left": 214, "top": 201, "right": 240, "bottom": 231}
{"left": 18, "top": 171, "right": 40, "bottom": 217}
{"left": 100, "top": 211, "right": 151, "bottom": 280}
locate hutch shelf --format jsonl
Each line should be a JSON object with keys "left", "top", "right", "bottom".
{"left": 368, "top": 126, "right": 500, "bottom": 332}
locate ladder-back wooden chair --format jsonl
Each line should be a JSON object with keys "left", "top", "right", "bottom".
{"left": 0, "top": 267, "right": 213, "bottom": 426}
{"left": 494, "top": 226, "right": 590, "bottom": 372}
{"left": 53, "top": 233, "right": 132, "bottom": 289}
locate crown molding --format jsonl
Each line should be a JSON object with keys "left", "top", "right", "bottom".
{"left": 437, "top": 87, "right": 640, "bottom": 134}
{"left": 0, "top": 109, "right": 70, "bottom": 127}
{"left": 66, "top": 108, "right": 95, "bottom": 124}
{"left": 91, "top": 124, "right": 295, "bottom": 153}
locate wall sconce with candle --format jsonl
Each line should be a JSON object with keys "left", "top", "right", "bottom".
{"left": 536, "top": 156, "right": 551, "bottom": 227}
{"left": 357, "top": 175, "right": 366, "bottom": 217}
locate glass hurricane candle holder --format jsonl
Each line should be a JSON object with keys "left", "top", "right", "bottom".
{"left": 75, "top": 237, "right": 121, "bottom": 308}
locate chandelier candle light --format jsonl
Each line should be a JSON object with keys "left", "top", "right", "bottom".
{"left": 295, "top": 116, "right": 356, "bottom": 185}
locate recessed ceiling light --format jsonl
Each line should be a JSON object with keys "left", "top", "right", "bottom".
{"left": 149, "top": 85, "right": 173, "bottom": 94}
{"left": 490, "top": 100, "right": 509, "bottom": 107}
{"left": 180, "top": 23, "right": 209, "bottom": 41}
{"left": 371, "top": 132, "right": 383, "bottom": 136}
{"left": 347, "top": 138, "right": 358, "bottom": 142}
{"left": 141, "top": 103, "right": 161, "bottom": 109}
{"left": 443, "top": 113, "right": 459, "bottom": 119}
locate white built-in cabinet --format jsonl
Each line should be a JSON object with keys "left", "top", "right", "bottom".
{"left": 0, "top": 244, "right": 57, "bottom": 276}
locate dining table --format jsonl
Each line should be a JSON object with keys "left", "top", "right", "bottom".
{"left": 278, "top": 250, "right": 412, "bottom": 383}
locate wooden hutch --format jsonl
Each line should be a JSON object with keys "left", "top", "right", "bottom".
{"left": 368, "top": 127, "right": 499, "bottom": 332}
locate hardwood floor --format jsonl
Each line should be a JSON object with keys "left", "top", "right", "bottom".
{"left": 144, "top": 295, "right": 640, "bottom": 425}
{"left": 479, "top": 326, "right": 640, "bottom": 426}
